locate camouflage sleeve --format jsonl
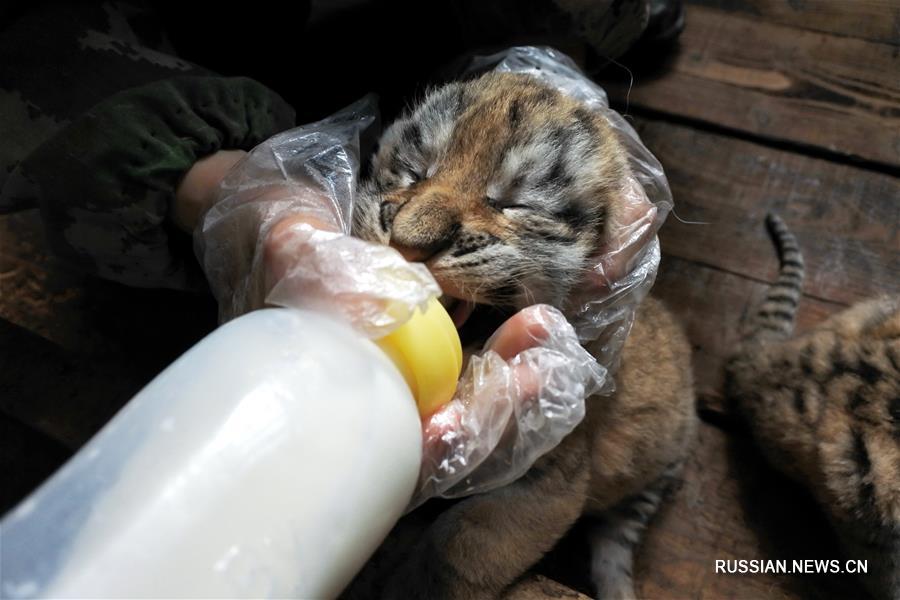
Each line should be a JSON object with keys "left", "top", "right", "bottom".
{"left": 21, "top": 76, "right": 295, "bottom": 291}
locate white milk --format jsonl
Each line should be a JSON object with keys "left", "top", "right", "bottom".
{"left": 0, "top": 309, "right": 422, "bottom": 599}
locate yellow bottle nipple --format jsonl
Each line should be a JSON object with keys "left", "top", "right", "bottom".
{"left": 375, "top": 297, "right": 463, "bottom": 417}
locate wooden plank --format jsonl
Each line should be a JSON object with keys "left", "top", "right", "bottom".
{"left": 538, "top": 423, "right": 864, "bottom": 599}
{"left": 0, "top": 317, "right": 143, "bottom": 449}
{"left": 653, "top": 255, "right": 838, "bottom": 407}
{"left": 601, "top": 5, "right": 900, "bottom": 166}
{"left": 0, "top": 209, "right": 117, "bottom": 352}
{"left": 0, "top": 250, "right": 104, "bottom": 354}
{"left": 632, "top": 118, "right": 900, "bottom": 307}
{"left": 635, "top": 422, "right": 862, "bottom": 599}
{"left": 0, "top": 211, "right": 217, "bottom": 354}
{"left": 688, "top": 0, "right": 900, "bottom": 45}
{"left": 0, "top": 292, "right": 215, "bottom": 449}
{"left": 0, "top": 211, "right": 217, "bottom": 449}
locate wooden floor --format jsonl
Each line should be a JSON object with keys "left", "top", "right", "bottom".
{"left": 1, "top": 1, "right": 898, "bottom": 598}
{"left": 595, "top": 2, "right": 900, "bottom": 598}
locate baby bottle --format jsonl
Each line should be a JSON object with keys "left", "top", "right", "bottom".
{"left": 0, "top": 298, "right": 461, "bottom": 599}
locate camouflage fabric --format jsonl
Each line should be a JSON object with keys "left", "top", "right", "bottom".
{"left": 23, "top": 76, "right": 295, "bottom": 290}
{"left": 0, "top": 2, "right": 295, "bottom": 290}
{"left": 1, "top": 2, "right": 209, "bottom": 213}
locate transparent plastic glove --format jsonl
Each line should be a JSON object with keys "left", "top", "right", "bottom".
{"left": 409, "top": 305, "right": 605, "bottom": 509}
{"left": 195, "top": 97, "right": 440, "bottom": 336}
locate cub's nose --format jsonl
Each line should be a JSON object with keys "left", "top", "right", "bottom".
{"left": 389, "top": 189, "right": 460, "bottom": 262}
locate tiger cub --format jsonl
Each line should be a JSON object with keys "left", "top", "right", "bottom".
{"left": 726, "top": 213, "right": 900, "bottom": 600}
{"left": 346, "top": 72, "right": 697, "bottom": 599}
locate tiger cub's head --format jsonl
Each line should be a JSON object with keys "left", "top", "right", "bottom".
{"left": 353, "top": 72, "right": 630, "bottom": 325}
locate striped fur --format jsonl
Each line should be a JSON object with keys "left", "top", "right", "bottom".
{"left": 342, "top": 75, "right": 697, "bottom": 600}
{"left": 352, "top": 72, "right": 629, "bottom": 309}
{"left": 746, "top": 213, "right": 806, "bottom": 342}
{"left": 589, "top": 462, "right": 684, "bottom": 599}
{"left": 727, "top": 214, "right": 900, "bottom": 600}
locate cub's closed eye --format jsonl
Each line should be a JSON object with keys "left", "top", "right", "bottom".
{"left": 486, "top": 196, "right": 531, "bottom": 212}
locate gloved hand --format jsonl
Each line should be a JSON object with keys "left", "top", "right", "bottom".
{"left": 192, "top": 97, "right": 606, "bottom": 508}
{"left": 412, "top": 303, "right": 604, "bottom": 509}
{"left": 195, "top": 97, "right": 439, "bottom": 332}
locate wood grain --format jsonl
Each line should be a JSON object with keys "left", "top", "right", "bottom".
{"left": 0, "top": 317, "right": 144, "bottom": 449}
{"left": 653, "top": 255, "right": 838, "bottom": 406}
{"left": 633, "top": 118, "right": 900, "bottom": 307}
{"left": 601, "top": 5, "right": 900, "bottom": 166}
{"left": 0, "top": 210, "right": 217, "bottom": 355}
{"left": 634, "top": 422, "right": 863, "bottom": 600}
{"left": 538, "top": 423, "right": 866, "bottom": 599}
{"left": 688, "top": 0, "right": 900, "bottom": 45}
{"left": 0, "top": 211, "right": 91, "bottom": 351}
{"left": 0, "top": 210, "right": 217, "bottom": 449}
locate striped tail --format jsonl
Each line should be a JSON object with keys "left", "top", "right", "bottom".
{"left": 748, "top": 213, "right": 805, "bottom": 342}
